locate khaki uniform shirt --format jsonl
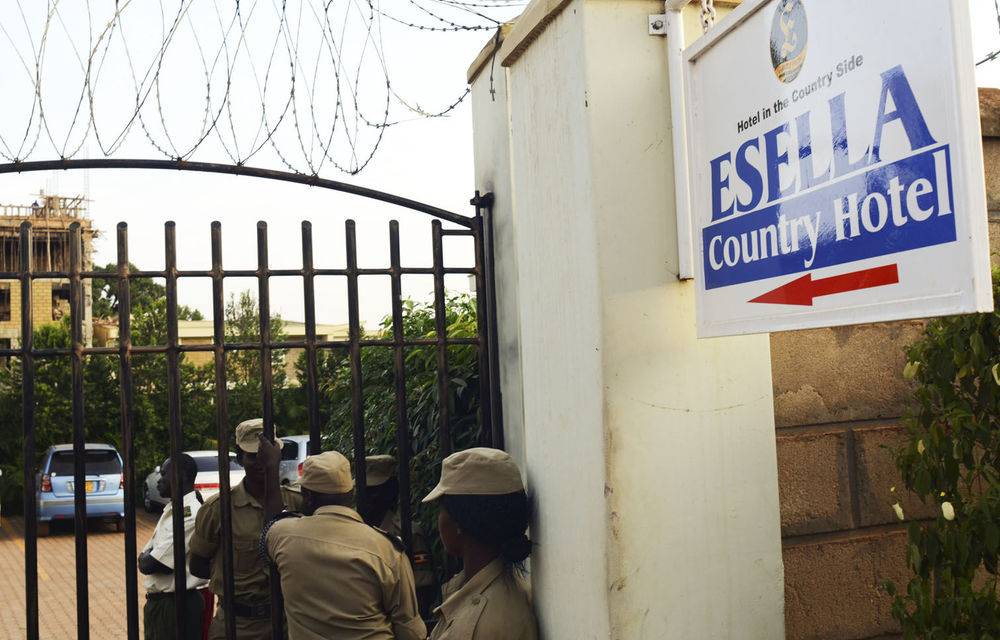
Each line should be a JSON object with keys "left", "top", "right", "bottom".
{"left": 189, "top": 481, "right": 301, "bottom": 600}
{"left": 431, "top": 559, "right": 538, "bottom": 640}
{"left": 379, "top": 510, "right": 435, "bottom": 588}
{"left": 142, "top": 490, "right": 209, "bottom": 594}
{"left": 265, "top": 504, "right": 427, "bottom": 640}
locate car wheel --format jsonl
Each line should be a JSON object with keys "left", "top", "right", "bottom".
{"left": 115, "top": 517, "right": 125, "bottom": 533}
{"left": 143, "top": 486, "right": 154, "bottom": 512}
{"left": 37, "top": 521, "right": 50, "bottom": 537}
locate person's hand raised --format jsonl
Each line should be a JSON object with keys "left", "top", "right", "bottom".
{"left": 257, "top": 433, "right": 282, "bottom": 470}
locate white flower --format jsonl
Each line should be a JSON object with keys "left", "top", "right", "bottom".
{"left": 917, "top": 440, "right": 925, "bottom": 454}
{"left": 892, "top": 502, "right": 905, "bottom": 521}
{"left": 903, "top": 361, "right": 920, "bottom": 380}
{"left": 993, "top": 363, "right": 1000, "bottom": 386}
{"left": 941, "top": 501, "right": 955, "bottom": 521}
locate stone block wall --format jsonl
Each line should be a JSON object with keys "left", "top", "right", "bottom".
{"left": 774, "top": 88, "right": 1000, "bottom": 640}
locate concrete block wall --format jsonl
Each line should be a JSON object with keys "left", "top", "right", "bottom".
{"left": 775, "top": 88, "right": 1000, "bottom": 640}
{"left": 0, "top": 278, "right": 92, "bottom": 346}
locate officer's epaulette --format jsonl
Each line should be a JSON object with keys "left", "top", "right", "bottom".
{"left": 372, "top": 525, "right": 407, "bottom": 552}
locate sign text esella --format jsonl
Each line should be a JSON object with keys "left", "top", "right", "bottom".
{"left": 684, "top": 0, "right": 992, "bottom": 337}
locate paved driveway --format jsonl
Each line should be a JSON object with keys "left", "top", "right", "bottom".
{"left": 0, "top": 511, "right": 161, "bottom": 639}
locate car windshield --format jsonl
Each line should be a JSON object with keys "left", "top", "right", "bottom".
{"left": 281, "top": 440, "right": 299, "bottom": 460}
{"left": 188, "top": 456, "right": 240, "bottom": 472}
{"left": 48, "top": 450, "right": 121, "bottom": 475}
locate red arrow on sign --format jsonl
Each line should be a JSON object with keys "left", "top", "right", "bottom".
{"left": 749, "top": 264, "right": 899, "bottom": 306}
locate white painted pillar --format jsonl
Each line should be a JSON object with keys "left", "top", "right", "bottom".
{"left": 469, "top": 1, "right": 785, "bottom": 638}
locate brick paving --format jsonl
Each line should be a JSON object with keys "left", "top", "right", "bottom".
{"left": 0, "top": 511, "right": 160, "bottom": 640}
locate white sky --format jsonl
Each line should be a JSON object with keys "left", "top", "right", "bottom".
{"left": 0, "top": 1, "right": 523, "bottom": 327}
{"left": 1, "top": 1, "right": 999, "bottom": 327}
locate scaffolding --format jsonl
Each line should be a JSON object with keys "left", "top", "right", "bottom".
{"left": 0, "top": 192, "right": 95, "bottom": 345}
{"left": 0, "top": 193, "right": 94, "bottom": 273}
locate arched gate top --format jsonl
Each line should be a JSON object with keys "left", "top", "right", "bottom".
{"left": 0, "top": 158, "right": 475, "bottom": 229}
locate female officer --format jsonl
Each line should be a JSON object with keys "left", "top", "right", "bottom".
{"left": 422, "top": 447, "right": 538, "bottom": 639}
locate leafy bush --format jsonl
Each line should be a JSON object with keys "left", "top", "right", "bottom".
{"left": 320, "top": 293, "right": 484, "bottom": 579}
{"left": 887, "top": 266, "right": 1000, "bottom": 638}
{"left": 0, "top": 283, "right": 287, "bottom": 515}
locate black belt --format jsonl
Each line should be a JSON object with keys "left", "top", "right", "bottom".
{"left": 221, "top": 600, "right": 271, "bottom": 619}
{"left": 146, "top": 589, "right": 203, "bottom": 601}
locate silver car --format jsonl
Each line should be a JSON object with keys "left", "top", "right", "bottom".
{"left": 279, "top": 435, "right": 311, "bottom": 485}
{"left": 143, "top": 450, "right": 245, "bottom": 512}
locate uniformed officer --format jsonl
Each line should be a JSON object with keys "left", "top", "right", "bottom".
{"left": 358, "top": 454, "right": 438, "bottom": 617}
{"left": 422, "top": 448, "right": 539, "bottom": 640}
{"left": 258, "top": 445, "right": 426, "bottom": 640}
{"left": 189, "top": 419, "right": 299, "bottom": 640}
{"left": 139, "top": 453, "right": 208, "bottom": 640}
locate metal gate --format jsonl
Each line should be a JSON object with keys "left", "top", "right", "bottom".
{"left": 3, "top": 162, "right": 501, "bottom": 639}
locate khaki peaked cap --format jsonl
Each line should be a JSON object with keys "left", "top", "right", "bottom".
{"left": 300, "top": 451, "right": 354, "bottom": 494}
{"left": 365, "top": 455, "right": 397, "bottom": 487}
{"left": 234, "top": 418, "right": 282, "bottom": 453}
{"left": 422, "top": 447, "right": 524, "bottom": 502}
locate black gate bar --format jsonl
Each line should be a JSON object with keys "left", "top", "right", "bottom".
{"left": 164, "top": 223, "right": 191, "bottom": 633}
{"left": 69, "top": 222, "right": 90, "bottom": 640}
{"left": 19, "top": 222, "right": 39, "bottom": 640}
{"left": 0, "top": 159, "right": 474, "bottom": 229}
{"left": 116, "top": 224, "right": 140, "bottom": 640}
{"left": 300, "top": 222, "right": 322, "bottom": 454}
{"left": 346, "top": 221, "right": 368, "bottom": 499}
{"left": 389, "top": 221, "right": 413, "bottom": 555}
{"left": 210, "top": 222, "right": 238, "bottom": 640}
{"left": 10, "top": 189, "right": 503, "bottom": 639}
{"left": 431, "top": 221, "right": 452, "bottom": 458}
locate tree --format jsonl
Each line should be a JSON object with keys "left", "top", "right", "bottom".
{"left": 886, "top": 266, "right": 1000, "bottom": 638}
{"left": 223, "top": 290, "right": 293, "bottom": 430}
{"left": 319, "top": 293, "right": 484, "bottom": 578}
{"left": 92, "top": 262, "right": 203, "bottom": 323}
{"left": 0, "top": 268, "right": 215, "bottom": 514}
{"left": 0, "top": 320, "right": 215, "bottom": 513}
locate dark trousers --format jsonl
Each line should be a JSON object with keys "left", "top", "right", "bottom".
{"left": 144, "top": 590, "right": 205, "bottom": 640}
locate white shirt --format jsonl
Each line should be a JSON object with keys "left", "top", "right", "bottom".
{"left": 142, "top": 490, "right": 209, "bottom": 593}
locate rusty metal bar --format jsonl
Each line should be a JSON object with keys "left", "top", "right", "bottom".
{"left": 255, "top": 221, "right": 284, "bottom": 640}
{"left": 301, "top": 222, "right": 321, "bottom": 454}
{"left": 0, "top": 158, "right": 474, "bottom": 228}
{"left": 163, "top": 222, "right": 189, "bottom": 633}
{"left": 115, "top": 224, "right": 140, "bottom": 640}
{"left": 2, "top": 335, "right": 481, "bottom": 359}
{"left": 431, "top": 221, "right": 453, "bottom": 458}
{"left": 471, "top": 213, "right": 493, "bottom": 448}
{"left": 210, "top": 222, "right": 237, "bottom": 640}
{"left": 470, "top": 192, "right": 502, "bottom": 449}
{"left": 345, "top": 220, "right": 367, "bottom": 497}
{"left": 19, "top": 221, "right": 39, "bottom": 640}
{"left": 479, "top": 194, "right": 503, "bottom": 449}
{"left": 388, "top": 221, "right": 413, "bottom": 555}
{"left": 0, "top": 265, "right": 477, "bottom": 281}
{"left": 69, "top": 222, "right": 90, "bottom": 640}
{"left": 257, "top": 221, "right": 275, "bottom": 438}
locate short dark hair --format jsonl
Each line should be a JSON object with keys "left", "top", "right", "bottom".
{"left": 441, "top": 491, "right": 532, "bottom": 564}
{"left": 162, "top": 453, "right": 198, "bottom": 484}
{"left": 303, "top": 487, "right": 354, "bottom": 508}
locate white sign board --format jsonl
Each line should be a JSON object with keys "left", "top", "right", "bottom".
{"left": 685, "top": 0, "right": 993, "bottom": 337}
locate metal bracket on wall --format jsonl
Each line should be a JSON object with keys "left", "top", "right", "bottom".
{"left": 649, "top": 14, "right": 668, "bottom": 35}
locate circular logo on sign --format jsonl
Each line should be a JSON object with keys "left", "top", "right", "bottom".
{"left": 770, "top": 0, "right": 807, "bottom": 83}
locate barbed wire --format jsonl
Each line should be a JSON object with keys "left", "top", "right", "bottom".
{"left": 978, "top": 0, "right": 1000, "bottom": 66}
{"left": 0, "top": 0, "right": 525, "bottom": 175}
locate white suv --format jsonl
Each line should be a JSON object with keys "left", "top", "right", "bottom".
{"left": 279, "top": 435, "right": 311, "bottom": 485}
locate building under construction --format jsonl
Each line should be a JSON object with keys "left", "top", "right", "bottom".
{"left": 0, "top": 193, "right": 94, "bottom": 347}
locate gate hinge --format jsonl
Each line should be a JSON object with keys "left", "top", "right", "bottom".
{"left": 470, "top": 192, "right": 495, "bottom": 208}
{"left": 649, "top": 14, "right": 667, "bottom": 35}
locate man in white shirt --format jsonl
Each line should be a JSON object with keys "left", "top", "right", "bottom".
{"left": 139, "top": 453, "right": 209, "bottom": 640}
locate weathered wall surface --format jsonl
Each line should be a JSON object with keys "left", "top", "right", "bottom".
{"left": 774, "top": 88, "right": 1000, "bottom": 640}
